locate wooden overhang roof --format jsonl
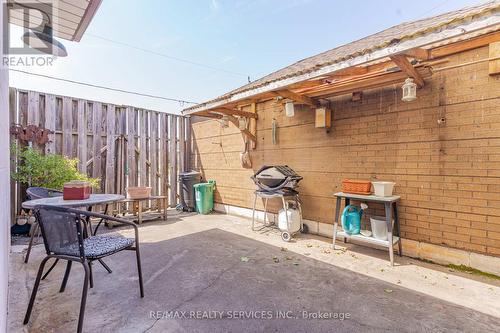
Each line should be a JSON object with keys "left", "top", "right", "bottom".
{"left": 7, "top": 0, "right": 102, "bottom": 42}
{"left": 182, "top": 1, "right": 500, "bottom": 117}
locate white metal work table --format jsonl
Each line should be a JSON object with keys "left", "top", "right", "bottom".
{"left": 332, "top": 192, "right": 402, "bottom": 266}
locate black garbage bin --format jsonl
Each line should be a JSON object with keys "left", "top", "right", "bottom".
{"left": 179, "top": 171, "right": 202, "bottom": 212}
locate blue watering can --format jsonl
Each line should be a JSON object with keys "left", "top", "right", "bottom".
{"left": 341, "top": 204, "right": 368, "bottom": 235}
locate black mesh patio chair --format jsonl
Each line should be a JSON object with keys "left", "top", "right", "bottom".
{"left": 23, "top": 205, "right": 144, "bottom": 333}
{"left": 24, "top": 187, "right": 63, "bottom": 263}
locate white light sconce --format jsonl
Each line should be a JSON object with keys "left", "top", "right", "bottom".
{"left": 401, "top": 77, "right": 417, "bottom": 102}
{"left": 238, "top": 117, "right": 247, "bottom": 130}
{"left": 284, "top": 100, "right": 295, "bottom": 117}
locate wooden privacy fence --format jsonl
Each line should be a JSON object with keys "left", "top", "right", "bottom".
{"left": 9, "top": 88, "right": 191, "bottom": 217}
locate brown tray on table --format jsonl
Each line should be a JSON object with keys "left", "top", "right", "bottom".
{"left": 341, "top": 179, "right": 372, "bottom": 195}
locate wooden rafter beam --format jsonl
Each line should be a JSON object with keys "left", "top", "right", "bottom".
{"left": 288, "top": 62, "right": 395, "bottom": 91}
{"left": 214, "top": 107, "right": 258, "bottom": 119}
{"left": 198, "top": 112, "right": 222, "bottom": 119}
{"left": 331, "top": 66, "right": 369, "bottom": 76}
{"left": 389, "top": 54, "right": 425, "bottom": 87}
{"left": 399, "top": 47, "right": 430, "bottom": 60}
{"left": 271, "top": 89, "right": 318, "bottom": 107}
{"left": 298, "top": 67, "right": 432, "bottom": 98}
{"left": 431, "top": 30, "right": 500, "bottom": 59}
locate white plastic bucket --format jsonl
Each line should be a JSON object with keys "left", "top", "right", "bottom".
{"left": 370, "top": 216, "right": 393, "bottom": 240}
{"left": 372, "top": 181, "right": 395, "bottom": 197}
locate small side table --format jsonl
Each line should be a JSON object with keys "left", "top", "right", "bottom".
{"left": 333, "top": 192, "right": 402, "bottom": 266}
{"left": 116, "top": 196, "right": 168, "bottom": 224}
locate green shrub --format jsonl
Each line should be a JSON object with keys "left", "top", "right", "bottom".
{"left": 11, "top": 145, "right": 100, "bottom": 190}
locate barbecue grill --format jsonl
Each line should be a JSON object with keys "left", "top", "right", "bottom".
{"left": 251, "top": 165, "right": 305, "bottom": 241}
{"left": 251, "top": 165, "right": 302, "bottom": 192}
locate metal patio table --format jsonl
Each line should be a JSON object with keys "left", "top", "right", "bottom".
{"left": 22, "top": 194, "right": 125, "bottom": 278}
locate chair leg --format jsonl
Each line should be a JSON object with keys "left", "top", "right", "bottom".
{"left": 88, "top": 262, "right": 94, "bottom": 288}
{"left": 24, "top": 256, "right": 50, "bottom": 325}
{"left": 77, "top": 262, "right": 90, "bottom": 333}
{"left": 24, "top": 222, "right": 39, "bottom": 263}
{"left": 59, "top": 260, "right": 72, "bottom": 293}
{"left": 41, "top": 258, "right": 59, "bottom": 280}
{"left": 135, "top": 247, "right": 144, "bottom": 298}
{"left": 97, "top": 258, "right": 112, "bottom": 274}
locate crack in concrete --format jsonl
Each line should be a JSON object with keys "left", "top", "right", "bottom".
{"left": 145, "top": 250, "right": 189, "bottom": 286}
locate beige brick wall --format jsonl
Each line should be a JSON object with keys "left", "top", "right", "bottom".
{"left": 191, "top": 46, "right": 500, "bottom": 257}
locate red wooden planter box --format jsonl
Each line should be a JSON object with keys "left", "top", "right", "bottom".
{"left": 63, "top": 181, "right": 91, "bottom": 200}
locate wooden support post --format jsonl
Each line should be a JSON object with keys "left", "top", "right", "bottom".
{"left": 249, "top": 103, "right": 257, "bottom": 149}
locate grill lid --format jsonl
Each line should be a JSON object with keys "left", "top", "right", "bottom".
{"left": 252, "top": 165, "right": 302, "bottom": 192}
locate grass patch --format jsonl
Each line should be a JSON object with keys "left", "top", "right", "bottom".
{"left": 447, "top": 264, "right": 500, "bottom": 281}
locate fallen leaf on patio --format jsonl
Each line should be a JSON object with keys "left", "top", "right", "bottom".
{"left": 293, "top": 262, "right": 299, "bottom": 266}
{"left": 384, "top": 289, "right": 393, "bottom": 293}
{"left": 322, "top": 249, "right": 331, "bottom": 254}
{"left": 285, "top": 256, "right": 292, "bottom": 260}
{"left": 273, "top": 256, "right": 279, "bottom": 263}
{"left": 306, "top": 244, "right": 313, "bottom": 248}
{"left": 397, "top": 280, "right": 401, "bottom": 284}
{"left": 281, "top": 247, "right": 287, "bottom": 252}
{"left": 240, "top": 256, "right": 249, "bottom": 262}
{"left": 304, "top": 253, "right": 311, "bottom": 256}
{"left": 380, "top": 269, "right": 384, "bottom": 272}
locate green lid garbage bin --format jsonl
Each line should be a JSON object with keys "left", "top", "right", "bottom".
{"left": 194, "top": 180, "right": 216, "bottom": 214}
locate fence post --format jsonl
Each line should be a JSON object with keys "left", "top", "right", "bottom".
{"left": 169, "top": 116, "right": 177, "bottom": 207}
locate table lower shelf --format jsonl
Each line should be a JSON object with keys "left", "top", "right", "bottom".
{"left": 336, "top": 230, "right": 399, "bottom": 248}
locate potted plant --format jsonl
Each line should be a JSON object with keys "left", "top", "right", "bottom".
{"left": 11, "top": 144, "right": 100, "bottom": 191}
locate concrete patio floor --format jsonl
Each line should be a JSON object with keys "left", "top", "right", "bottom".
{"left": 8, "top": 211, "right": 500, "bottom": 332}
